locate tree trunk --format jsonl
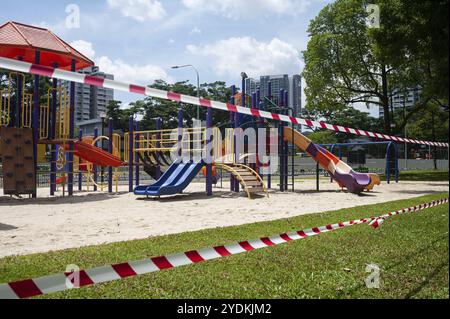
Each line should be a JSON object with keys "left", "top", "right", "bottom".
{"left": 381, "top": 65, "right": 391, "bottom": 134}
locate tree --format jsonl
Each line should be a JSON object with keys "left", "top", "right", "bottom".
{"left": 301, "top": 107, "right": 382, "bottom": 143}
{"left": 307, "top": 130, "right": 338, "bottom": 144}
{"left": 106, "top": 80, "right": 235, "bottom": 132}
{"left": 402, "top": 104, "right": 449, "bottom": 169}
{"left": 302, "top": 0, "right": 449, "bottom": 136}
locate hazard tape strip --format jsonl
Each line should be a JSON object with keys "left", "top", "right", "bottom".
{"left": 0, "top": 57, "right": 447, "bottom": 147}
{"left": 0, "top": 197, "right": 447, "bottom": 299}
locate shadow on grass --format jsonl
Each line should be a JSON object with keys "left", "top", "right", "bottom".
{"left": 335, "top": 233, "right": 448, "bottom": 298}
{"left": 404, "top": 260, "right": 448, "bottom": 299}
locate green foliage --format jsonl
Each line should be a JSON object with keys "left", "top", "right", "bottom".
{"left": 306, "top": 107, "right": 383, "bottom": 144}
{"left": 307, "top": 130, "right": 338, "bottom": 144}
{"left": 107, "top": 80, "right": 235, "bottom": 132}
{"left": 404, "top": 104, "right": 449, "bottom": 144}
{"left": 303, "top": 0, "right": 449, "bottom": 136}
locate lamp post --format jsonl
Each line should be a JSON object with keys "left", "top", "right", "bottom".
{"left": 171, "top": 64, "right": 200, "bottom": 119}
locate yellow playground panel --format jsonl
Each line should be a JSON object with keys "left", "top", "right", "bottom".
{"left": 125, "top": 127, "right": 225, "bottom": 163}
{"left": 39, "top": 87, "right": 70, "bottom": 140}
{"left": 0, "top": 72, "right": 69, "bottom": 139}
{"left": 0, "top": 72, "right": 33, "bottom": 128}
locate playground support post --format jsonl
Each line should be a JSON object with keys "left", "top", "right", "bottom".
{"left": 267, "top": 81, "right": 272, "bottom": 189}
{"left": 251, "top": 92, "right": 258, "bottom": 171}
{"left": 14, "top": 56, "right": 24, "bottom": 127}
{"left": 233, "top": 79, "right": 243, "bottom": 192}
{"left": 31, "top": 50, "right": 40, "bottom": 198}
{"left": 278, "top": 88, "right": 285, "bottom": 192}
{"left": 135, "top": 121, "right": 139, "bottom": 186}
{"left": 68, "top": 59, "right": 75, "bottom": 196}
{"left": 256, "top": 86, "right": 261, "bottom": 177}
{"left": 155, "top": 117, "right": 162, "bottom": 180}
{"left": 78, "top": 129, "right": 83, "bottom": 191}
{"left": 316, "top": 162, "right": 320, "bottom": 191}
{"left": 93, "top": 128, "right": 98, "bottom": 191}
{"left": 177, "top": 103, "right": 183, "bottom": 159}
{"left": 50, "top": 62, "right": 58, "bottom": 196}
{"left": 128, "top": 115, "right": 134, "bottom": 192}
{"left": 108, "top": 118, "right": 113, "bottom": 193}
{"left": 385, "top": 141, "right": 399, "bottom": 184}
{"left": 229, "top": 85, "right": 236, "bottom": 192}
{"left": 206, "top": 106, "right": 213, "bottom": 196}
{"left": 284, "top": 90, "right": 289, "bottom": 191}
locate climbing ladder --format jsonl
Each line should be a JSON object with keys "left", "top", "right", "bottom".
{"left": 215, "top": 163, "right": 268, "bottom": 199}
{"left": 0, "top": 127, "right": 36, "bottom": 196}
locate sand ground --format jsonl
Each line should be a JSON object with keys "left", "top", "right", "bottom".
{"left": 0, "top": 179, "right": 448, "bottom": 258}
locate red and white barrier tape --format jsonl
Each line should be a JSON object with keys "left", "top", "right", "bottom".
{"left": 0, "top": 57, "right": 447, "bottom": 147}
{"left": 0, "top": 197, "right": 447, "bottom": 299}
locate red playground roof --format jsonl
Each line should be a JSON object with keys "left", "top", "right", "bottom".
{"left": 0, "top": 21, "right": 94, "bottom": 71}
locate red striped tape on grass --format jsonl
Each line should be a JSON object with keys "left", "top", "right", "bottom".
{"left": 0, "top": 57, "right": 447, "bottom": 148}
{"left": 0, "top": 198, "right": 447, "bottom": 299}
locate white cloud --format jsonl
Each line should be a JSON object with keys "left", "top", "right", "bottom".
{"left": 181, "top": 0, "right": 316, "bottom": 19}
{"left": 97, "top": 56, "right": 171, "bottom": 84}
{"left": 189, "top": 27, "right": 202, "bottom": 35}
{"left": 186, "top": 37, "right": 301, "bottom": 77}
{"left": 107, "top": 0, "right": 166, "bottom": 22}
{"left": 71, "top": 40, "right": 171, "bottom": 84}
{"left": 71, "top": 40, "right": 96, "bottom": 60}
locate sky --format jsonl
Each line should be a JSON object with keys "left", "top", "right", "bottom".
{"left": 0, "top": 0, "right": 378, "bottom": 117}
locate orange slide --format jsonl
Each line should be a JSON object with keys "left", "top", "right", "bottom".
{"left": 69, "top": 141, "right": 125, "bottom": 167}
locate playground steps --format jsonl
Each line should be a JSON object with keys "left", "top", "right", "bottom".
{"left": 216, "top": 163, "right": 268, "bottom": 199}
{"left": 246, "top": 187, "right": 265, "bottom": 193}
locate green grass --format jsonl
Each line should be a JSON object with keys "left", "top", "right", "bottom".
{"left": 380, "top": 170, "right": 449, "bottom": 182}
{"left": 0, "top": 193, "right": 448, "bottom": 299}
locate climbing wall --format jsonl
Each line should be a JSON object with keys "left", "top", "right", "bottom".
{"left": 0, "top": 127, "right": 36, "bottom": 196}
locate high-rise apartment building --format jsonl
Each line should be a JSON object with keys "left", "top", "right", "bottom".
{"left": 64, "top": 66, "right": 114, "bottom": 126}
{"left": 245, "top": 74, "right": 302, "bottom": 117}
{"left": 380, "top": 88, "right": 421, "bottom": 118}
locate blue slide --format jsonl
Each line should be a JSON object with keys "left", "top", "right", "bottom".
{"left": 134, "top": 161, "right": 204, "bottom": 197}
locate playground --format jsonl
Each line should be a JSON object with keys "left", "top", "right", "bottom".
{"left": 0, "top": 19, "right": 448, "bottom": 300}
{"left": 1, "top": 180, "right": 447, "bottom": 258}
